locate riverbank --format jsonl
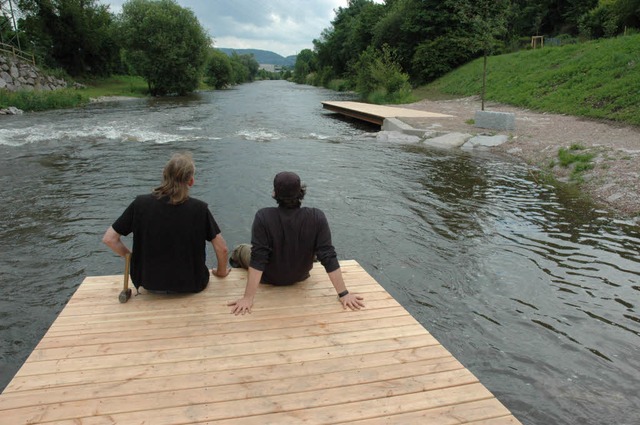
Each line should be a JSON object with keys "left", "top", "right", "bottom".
{"left": 397, "top": 96, "right": 640, "bottom": 220}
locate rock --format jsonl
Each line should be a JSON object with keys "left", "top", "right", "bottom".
{"left": 9, "top": 64, "right": 19, "bottom": 79}
{"left": 1, "top": 107, "right": 24, "bottom": 115}
{"left": 377, "top": 131, "right": 422, "bottom": 144}
{"left": 423, "top": 132, "right": 472, "bottom": 149}
{"left": 607, "top": 193, "right": 624, "bottom": 202}
{"left": 462, "top": 134, "right": 510, "bottom": 149}
{"left": 474, "top": 110, "right": 516, "bottom": 131}
{"left": 0, "top": 54, "right": 68, "bottom": 92}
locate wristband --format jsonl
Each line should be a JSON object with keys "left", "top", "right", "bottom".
{"left": 338, "top": 290, "right": 349, "bottom": 298}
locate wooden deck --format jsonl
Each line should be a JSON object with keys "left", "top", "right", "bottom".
{"left": 322, "top": 101, "right": 453, "bottom": 125}
{"left": 0, "top": 260, "right": 521, "bottom": 424}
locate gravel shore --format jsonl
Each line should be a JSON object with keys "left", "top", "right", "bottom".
{"left": 398, "top": 96, "right": 640, "bottom": 219}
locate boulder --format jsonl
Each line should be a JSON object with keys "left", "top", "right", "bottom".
{"left": 474, "top": 110, "right": 516, "bottom": 131}
{"left": 462, "top": 134, "right": 510, "bottom": 149}
{"left": 423, "top": 132, "right": 472, "bottom": 149}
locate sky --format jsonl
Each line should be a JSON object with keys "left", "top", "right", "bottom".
{"left": 102, "top": 0, "right": 369, "bottom": 58}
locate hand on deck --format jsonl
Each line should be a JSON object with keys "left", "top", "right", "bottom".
{"left": 228, "top": 297, "right": 253, "bottom": 315}
{"left": 340, "top": 293, "right": 365, "bottom": 310}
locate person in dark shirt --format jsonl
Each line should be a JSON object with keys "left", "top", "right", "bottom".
{"left": 102, "top": 152, "right": 229, "bottom": 293}
{"left": 228, "top": 171, "right": 364, "bottom": 314}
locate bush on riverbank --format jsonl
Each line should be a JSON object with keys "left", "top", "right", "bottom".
{"left": 0, "top": 89, "right": 84, "bottom": 111}
{"left": 421, "top": 34, "right": 640, "bottom": 126}
{"left": 0, "top": 75, "right": 148, "bottom": 111}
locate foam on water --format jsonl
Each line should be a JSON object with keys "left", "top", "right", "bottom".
{"left": 0, "top": 122, "right": 204, "bottom": 146}
{"left": 236, "top": 128, "right": 283, "bottom": 142}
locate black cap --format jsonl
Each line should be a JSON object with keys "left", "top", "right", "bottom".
{"left": 273, "top": 171, "right": 302, "bottom": 200}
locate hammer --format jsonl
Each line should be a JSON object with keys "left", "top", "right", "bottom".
{"left": 119, "top": 253, "right": 132, "bottom": 303}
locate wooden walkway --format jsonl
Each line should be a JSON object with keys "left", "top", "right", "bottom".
{"left": 0, "top": 260, "right": 521, "bottom": 424}
{"left": 322, "top": 101, "right": 453, "bottom": 125}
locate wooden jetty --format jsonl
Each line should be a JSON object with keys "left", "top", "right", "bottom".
{"left": 0, "top": 260, "right": 522, "bottom": 424}
{"left": 322, "top": 101, "right": 453, "bottom": 126}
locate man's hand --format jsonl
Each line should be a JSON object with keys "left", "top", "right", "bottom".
{"left": 228, "top": 297, "right": 253, "bottom": 315}
{"left": 340, "top": 293, "right": 365, "bottom": 310}
{"left": 211, "top": 267, "right": 231, "bottom": 278}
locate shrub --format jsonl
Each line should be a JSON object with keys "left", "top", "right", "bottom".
{"left": 0, "top": 89, "right": 84, "bottom": 111}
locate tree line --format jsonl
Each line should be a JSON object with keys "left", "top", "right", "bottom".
{"left": 4, "top": 0, "right": 260, "bottom": 95}
{"left": 293, "top": 0, "right": 640, "bottom": 103}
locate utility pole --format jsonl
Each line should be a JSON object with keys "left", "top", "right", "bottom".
{"left": 0, "top": 0, "right": 21, "bottom": 50}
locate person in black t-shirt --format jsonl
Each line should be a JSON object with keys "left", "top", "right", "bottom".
{"left": 228, "top": 171, "right": 364, "bottom": 314}
{"left": 102, "top": 152, "right": 229, "bottom": 293}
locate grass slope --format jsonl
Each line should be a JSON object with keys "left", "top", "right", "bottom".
{"left": 424, "top": 34, "right": 640, "bottom": 126}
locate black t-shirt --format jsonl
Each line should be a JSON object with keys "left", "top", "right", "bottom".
{"left": 249, "top": 206, "right": 340, "bottom": 285}
{"left": 112, "top": 194, "right": 221, "bottom": 293}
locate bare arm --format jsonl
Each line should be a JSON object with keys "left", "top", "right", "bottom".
{"left": 102, "top": 226, "right": 130, "bottom": 257}
{"left": 210, "top": 234, "right": 230, "bottom": 277}
{"left": 227, "top": 266, "right": 263, "bottom": 315}
{"left": 328, "top": 268, "right": 365, "bottom": 310}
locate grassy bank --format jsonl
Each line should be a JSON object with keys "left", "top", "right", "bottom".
{"left": 76, "top": 75, "right": 148, "bottom": 99}
{"left": 418, "top": 34, "right": 640, "bottom": 126}
{"left": 0, "top": 75, "right": 148, "bottom": 112}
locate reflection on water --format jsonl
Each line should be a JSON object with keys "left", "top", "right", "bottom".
{"left": 0, "top": 81, "right": 638, "bottom": 425}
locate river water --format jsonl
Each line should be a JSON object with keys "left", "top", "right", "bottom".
{"left": 0, "top": 80, "right": 639, "bottom": 424}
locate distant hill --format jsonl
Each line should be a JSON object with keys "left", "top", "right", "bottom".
{"left": 217, "top": 48, "right": 296, "bottom": 67}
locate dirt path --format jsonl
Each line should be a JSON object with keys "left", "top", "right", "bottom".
{"left": 398, "top": 96, "right": 640, "bottom": 219}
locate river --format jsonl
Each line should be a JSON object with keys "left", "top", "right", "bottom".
{"left": 0, "top": 80, "right": 639, "bottom": 424}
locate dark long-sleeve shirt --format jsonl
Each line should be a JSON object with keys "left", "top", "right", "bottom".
{"left": 249, "top": 206, "right": 340, "bottom": 285}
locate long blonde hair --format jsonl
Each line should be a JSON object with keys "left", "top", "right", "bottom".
{"left": 152, "top": 153, "right": 195, "bottom": 205}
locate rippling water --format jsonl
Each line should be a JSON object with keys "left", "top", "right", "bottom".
{"left": 0, "top": 81, "right": 639, "bottom": 424}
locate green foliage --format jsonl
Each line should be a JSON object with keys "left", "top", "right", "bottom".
{"left": 352, "top": 45, "right": 413, "bottom": 104}
{"left": 0, "top": 89, "right": 84, "bottom": 111}
{"left": 228, "top": 53, "right": 259, "bottom": 84}
{"left": 76, "top": 75, "right": 148, "bottom": 98}
{"left": 411, "top": 35, "right": 475, "bottom": 83}
{"left": 227, "top": 53, "right": 258, "bottom": 84}
{"left": 579, "top": 0, "right": 640, "bottom": 38}
{"left": 119, "top": 0, "right": 210, "bottom": 96}
{"left": 17, "top": 0, "right": 120, "bottom": 76}
{"left": 557, "top": 144, "right": 596, "bottom": 181}
{"left": 313, "top": 0, "right": 385, "bottom": 78}
{"left": 293, "top": 49, "right": 316, "bottom": 84}
{"left": 326, "top": 79, "right": 350, "bottom": 92}
{"left": 580, "top": 0, "right": 621, "bottom": 38}
{"left": 425, "top": 34, "right": 640, "bottom": 126}
{"left": 204, "top": 49, "right": 233, "bottom": 89}
{"left": 558, "top": 144, "right": 595, "bottom": 166}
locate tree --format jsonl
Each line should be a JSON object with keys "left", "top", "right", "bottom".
{"left": 204, "top": 48, "right": 233, "bottom": 89}
{"left": 228, "top": 52, "right": 259, "bottom": 84}
{"left": 17, "top": 0, "right": 119, "bottom": 76}
{"left": 292, "top": 48, "right": 316, "bottom": 83}
{"left": 373, "top": 0, "right": 478, "bottom": 84}
{"left": 313, "top": 0, "right": 384, "bottom": 78}
{"left": 352, "top": 44, "right": 412, "bottom": 103}
{"left": 119, "top": 0, "right": 210, "bottom": 96}
{"left": 457, "top": 0, "right": 510, "bottom": 110}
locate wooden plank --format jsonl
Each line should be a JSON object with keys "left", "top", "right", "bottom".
{"left": 0, "top": 260, "right": 521, "bottom": 424}
{"left": 322, "top": 101, "right": 454, "bottom": 125}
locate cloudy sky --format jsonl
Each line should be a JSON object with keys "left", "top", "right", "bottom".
{"left": 103, "top": 0, "right": 368, "bottom": 58}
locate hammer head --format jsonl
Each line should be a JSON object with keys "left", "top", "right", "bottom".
{"left": 118, "top": 288, "right": 132, "bottom": 303}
